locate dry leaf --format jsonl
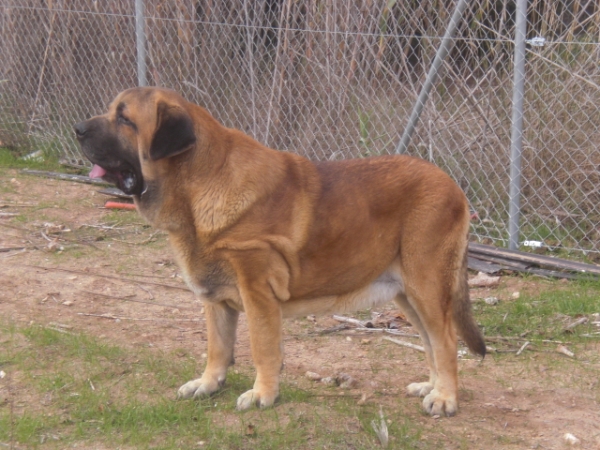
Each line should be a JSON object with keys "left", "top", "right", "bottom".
{"left": 357, "top": 392, "right": 370, "bottom": 405}
{"left": 468, "top": 272, "right": 500, "bottom": 288}
{"left": 556, "top": 345, "right": 575, "bottom": 358}
{"left": 371, "top": 407, "right": 388, "bottom": 448}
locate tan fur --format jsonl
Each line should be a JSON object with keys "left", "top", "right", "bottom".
{"left": 75, "top": 87, "right": 485, "bottom": 417}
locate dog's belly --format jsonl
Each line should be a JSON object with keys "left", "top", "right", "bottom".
{"left": 281, "top": 268, "right": 404, "bottom": 318}
{"left": 183, "top": 262, "right": 404, "bottom": 318}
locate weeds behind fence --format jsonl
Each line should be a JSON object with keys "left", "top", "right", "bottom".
{"left": 1, "top": 0, "right": 599, "bottom": 256}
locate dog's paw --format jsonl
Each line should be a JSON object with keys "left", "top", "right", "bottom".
{"left": 236, "top": 389, "right": 278, "bottom": 411}
{"left": 406, "top": 381, "right": 434, "bottom": 398}
{"left": 177, "top": 377, "right": 221, "bottom": 400}
{"left": 422, "top": 389, "right": 457, "bottom": 417}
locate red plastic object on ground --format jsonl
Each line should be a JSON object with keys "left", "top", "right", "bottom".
{"left": 104, "top": 201, "right": 136, "bottom": 210}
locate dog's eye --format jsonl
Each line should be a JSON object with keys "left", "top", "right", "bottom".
{"left": 117, "top": 113, "right": 134, "bottom": 127}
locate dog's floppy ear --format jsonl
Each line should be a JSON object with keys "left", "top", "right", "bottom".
{"left": 149, "top": 102, "right": 196, "bottom": 161}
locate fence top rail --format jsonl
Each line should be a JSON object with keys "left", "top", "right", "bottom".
{"left": 4, "top": 4, "right": 600, "bottom": 45}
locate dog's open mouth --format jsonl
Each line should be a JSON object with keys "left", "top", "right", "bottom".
{"left": 89, "top": 164, "right": 141, "bottom": 196}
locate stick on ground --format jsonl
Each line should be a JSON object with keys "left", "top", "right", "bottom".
{"left": 24, "top": 264, "right": 191, "bottom": 292}
{"left": 383, "top": 336, "right": 425, "bottom": 352}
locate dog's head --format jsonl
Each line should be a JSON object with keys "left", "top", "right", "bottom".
{"left": 74, "top": 87, "right": 196, "bottom": 197}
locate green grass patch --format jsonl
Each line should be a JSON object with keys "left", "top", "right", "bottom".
{"left": 0, "top": 323, "right": 421, "bottom": 449}
{"left": 0, "top": 147, "right": 63, "bottom": 171}
{"left": 476, "top": 278, "right": 600, "bottom": 342}
{"left": 102, "top": 210, "right": 150, "bottom": 228}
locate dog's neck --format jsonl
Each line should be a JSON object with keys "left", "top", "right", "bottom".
{"left": 188, "top": 133, "right": 286, "bottom": 236}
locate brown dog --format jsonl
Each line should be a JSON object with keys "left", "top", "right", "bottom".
{"left": 75, "top": 87, "right": 485, "bottom": 416}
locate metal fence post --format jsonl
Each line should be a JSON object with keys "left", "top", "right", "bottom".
{"left": 395, "top": 0, "right": 469, "bottom": 154}
{"left": 135, "top": 0, "right": 147, "bottom": 87}
{"left": 508, "top": 0, "right": 527, "bottom": 250}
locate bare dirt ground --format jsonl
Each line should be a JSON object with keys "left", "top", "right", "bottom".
{"left": 1, "top": 169, "right": 599, "bottom": 449}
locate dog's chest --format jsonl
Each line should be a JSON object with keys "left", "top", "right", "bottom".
{"left": 167, "top": 233, "right": 232, "bottom": 295}
{"left": 183, "top": 260, "right": 226, "bottom": 288}
{"left": 176, "top": 254, "right": 238, "bottom": 304}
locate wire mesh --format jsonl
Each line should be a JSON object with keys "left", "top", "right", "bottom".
{"left": 1, "top": 1, "right": 599, "bottom": 257}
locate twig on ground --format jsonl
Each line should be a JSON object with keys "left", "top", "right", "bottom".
{"left": 516, "top": 341, "right": 530, "bottom": 356}
{"left": 332, "top": 314, "right": 370, "bottom": 327}
{"left": 59, "top": 235, "right": 99, "bottom": 250}
{"left": 1, "top": 249, "right": 27, "bottom": 258}
{"left": 0, "top": 247, "right": 30, "bottom": 253}
{"left": 47, "top": 322, "right": 72, "bottom": 329}
{"left": 1, "top": 223, "right": 96, "bottom": 250}
{"left": 179, "top": 328, "right": 205, "bottom": 334}
{"left": 319, "top": 324, "right": 351, "bottom": 334}
{"left": 40, "top": 230, "right": 53, "bottom": 242}
{"left": 353, "top": 328, "right": 421, "bottom": 338}
{"left": 79, "top": 223, "right": 128, "bottom": 231}
{"left": 77, "top": 313, "right": 201, "bottom": 322}
{"left": 563, "top": 317, "right": 588, "bottom": 333}
{"left": 24, "top": 265, "right": 191, "bottom": 292}
{"left": 40, "top": 229, "right": 99, "bottom": 250}
{"left": 110, "top": 230, "right": 162, "bottom": 246}
{"left": 45, "top": 325, "right": 76, "bottom": 335}
{"left": 485, "top": 336, "right": 569, "bottom": 345}
{"left": 119, "top": 271, "right": 175, "bottom": 280}
{"left": 384, "top": 329, "right": 420, "bottom": 338}
{"left": 79, "top": 290, "right": 190, "bottom": 310}
{"left": 383, "top": 336, "right": 425, "bottom": 353}
{"left": 137, "top": 284, "right": 155, "bottom": 300}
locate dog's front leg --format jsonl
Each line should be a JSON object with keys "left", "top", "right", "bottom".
{"left": 235, "top": 281, "right": 283, "bottom": 410}
{"left": 216, "top": 241, "right": 290, "bottom": 410}
{"left": 178, "top": 301, "right": 239, "bottom": 399}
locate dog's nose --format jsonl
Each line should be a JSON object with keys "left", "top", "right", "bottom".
{"left": 74, "top": 122, "right": 88, "bottom": 138}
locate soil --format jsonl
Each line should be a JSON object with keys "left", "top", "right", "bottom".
{"left": 1, "top": 169, "right": 599, "bottom": 449}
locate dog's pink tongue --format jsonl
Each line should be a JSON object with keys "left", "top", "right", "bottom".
{"left": 89, "top": 165, "right": 107, "bottom": 179}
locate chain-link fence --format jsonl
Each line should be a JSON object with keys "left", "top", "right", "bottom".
{"left": 1, "top": 1, "right": 599, "bottom": 258}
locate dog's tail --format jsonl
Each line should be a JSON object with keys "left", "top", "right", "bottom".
{"left": 453, "top": 249, "right": 486, "bottom": 358}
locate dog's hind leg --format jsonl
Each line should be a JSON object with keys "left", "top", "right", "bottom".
{"left": 402, "top": 274, "right": 460, "bottom": 417}
{"left": 393, "top": 293, "right": 436, "bottom": 398}
{"left": 178, "top": 301, "right": 239, "bottom": 399}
